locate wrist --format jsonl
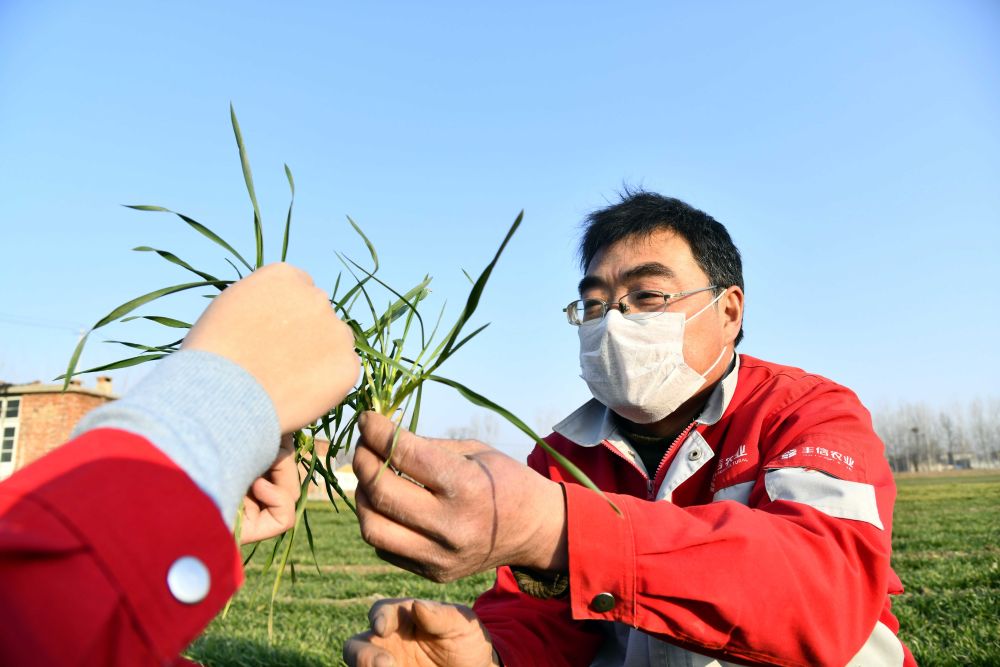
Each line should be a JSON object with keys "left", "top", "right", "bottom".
{"left": 523, "top": 479, "right": 568, "bottom": 572}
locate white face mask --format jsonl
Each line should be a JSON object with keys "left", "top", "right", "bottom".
{"left": 578, "top": 291, "right": 728, "bottom": 424}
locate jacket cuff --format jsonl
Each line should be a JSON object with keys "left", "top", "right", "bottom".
{"left": 565, "top": 483, "right": 637, "bottom": 625}
{"left": 3, "top": 429, "right": 243, "bottom": 661}
{"left": 73, "top": 349, "right": 280, "bottom": 524}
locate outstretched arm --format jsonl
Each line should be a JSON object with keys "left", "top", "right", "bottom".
{"left": 0, "top": 263, "right": 359, "bottom": 665}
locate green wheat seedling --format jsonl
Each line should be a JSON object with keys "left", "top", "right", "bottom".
{"left": 61, "top": 106, "right": 614, "bottom": 638}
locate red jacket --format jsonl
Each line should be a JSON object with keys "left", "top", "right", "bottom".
{"left": 475, "top": 355, "right": 915, "bottom": 666}
{"left": 0, "top": 429, "right": 241, "bottom": 666}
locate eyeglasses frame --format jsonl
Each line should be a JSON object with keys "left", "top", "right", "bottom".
{"left": 563, "top": 285, "right": 721, "bottom": 326}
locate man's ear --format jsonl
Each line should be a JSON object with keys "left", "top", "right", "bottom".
{"left": 721, "top": 286, "right": 744, "bottom": 344}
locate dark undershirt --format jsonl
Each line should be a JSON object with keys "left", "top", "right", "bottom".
{"left": 614, "top": 415, "right": 677, "bottom": 478}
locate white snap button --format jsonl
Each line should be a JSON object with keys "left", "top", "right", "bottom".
{"left": 167, "top": 556, "right": 210, "bottom": 604}
{"left": 688, "top": 448, "right": 702, "bottom": 461}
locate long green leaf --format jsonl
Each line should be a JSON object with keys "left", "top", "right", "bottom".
{"left": 58, "top": 352, "right": 167, "bottom": 379}
{"left": 120, "top": 315, "right": 192, "bottom": 329}
{"left": 95, "top": 281, "right": 227, "bottom": 329}
{"left": 281, "top": 163, "right": 295, "bottom": 262}
{"left": 133, "top": 246, "right": 222, "bottom": 285}
{"left": 267, "top": 446, "right": 317, "bottom": 640}
{"left": 268, "top": 526, "right": 296, "bottom": 641}
{"left": 407, "top": 382, "right": 423, "bottom": 433}
{"left": 124, "top": 205, "right": 253, "bottom": 271}
{"left": 341, "top": 263, "right": 384, "bottom": 347}
{"left": 224, "top": 257, "right": 244, "bottom": 279}
{"left": 222, "top": 511, "right": 246, "bottom": 619}
{"left": 408, "top": 302, "right": 448, "bottom": 373}
{"left": 345, "top": 259, "right": 430, "bottom": 345}
{"left": 314, "top": 460, "right": 357, "bottom": 514}
{"left": 332, "top": 215, "right": 387, "bottom": 309}
{"left": 428, "top": 374, "right": 620, "bottom": 515}
{"left": 260, "top": 532, "right": 284, "bottom": 575}
{"left": 230, "top": 103, "right": 264, "bottom": 268}
{"left": 347, "top": 216, "right": 378, "bottom": 271}
{"left": 438, "top": 211, "right": 522, "bottom": 360}
{"left": 242, "top": 541, "right": 260, "bottom": 568}
{"left": 333, "top": 264, "right": 374, "bottom": 314}
{"left": 61, "top": 332, "right": 91, "bottom": 389}
{"left": 329, "top": 272, "right": 343, "bottom": 304}
{"left": 295, "top": 431, "right": 322, "bottom": 573}
{"left": 104, "top": 338, "right": 183, "bottom": 353}
{"left": 302, "top": 507, "right": 320, "bottom": 573}
{"left": 446, "top": 322, "right": 490, "bottom": 358}
{"left": 62, "top": 280, "right": 224, "bottom": 384}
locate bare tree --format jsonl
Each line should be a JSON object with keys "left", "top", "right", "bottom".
{"left": 874, "top": 404, "right": 915, "bottom": 472}
{"left": 445, "top": 413, "right": 501, "bottom": 446}
{"left": 938, "top": 411, "right": 967, "bottom": 467}
{"left": 968, "top": 398, "right": 1000, "bottom": 465}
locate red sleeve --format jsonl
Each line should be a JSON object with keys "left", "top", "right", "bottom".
{"left": 474, "top": 448, "right": 605, "bottom": 667}
{"left": 563, "top": 381, "right": 902, "bottom": 666}
{"left": 0, "top": 428, "right": 242, "bottom": 666}
{"left": 474, "top": 566, "right": 604, "bottom": 667}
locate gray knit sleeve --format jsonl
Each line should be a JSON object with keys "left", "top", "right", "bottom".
{"left": 73, "top": 349, "right": 281, "bottom": 526}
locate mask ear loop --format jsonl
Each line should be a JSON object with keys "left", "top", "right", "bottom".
{"left": 685, "top": 288, "right": 727, "bottom": 323}
{"left": 700, "top": 344, "right": 730, "bottom": 380}
{"left": 687, "top": 289, "right": 731, "bottom": 379}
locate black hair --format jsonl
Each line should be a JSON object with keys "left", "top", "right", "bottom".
{"left": 579, "top": 188, "right": 745, "bottom": 345}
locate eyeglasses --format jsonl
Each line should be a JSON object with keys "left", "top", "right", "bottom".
{"left": 563, "top": 285, "right": 719, "bottom": 326}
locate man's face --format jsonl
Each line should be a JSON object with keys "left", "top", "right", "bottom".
{"left": 580, "top": 229, "right": 743, "bottom": 384}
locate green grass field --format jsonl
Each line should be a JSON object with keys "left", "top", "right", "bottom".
{"left": 890, "top": 470, "right": 1000, "bottom": 666}
{"left": 188, "top": 471, "right": 1000, "bottom": 666}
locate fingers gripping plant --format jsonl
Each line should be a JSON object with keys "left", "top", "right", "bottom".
{"left": 63, "top": 107, "right": 610, "bottom": 635}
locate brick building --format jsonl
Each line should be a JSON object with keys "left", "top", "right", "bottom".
{"left": 0, "top": 377, "right": 116, "bottom": 479}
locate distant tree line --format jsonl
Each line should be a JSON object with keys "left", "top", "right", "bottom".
{"left": 872, "top": 398, "right": 1000, "bottom": 472}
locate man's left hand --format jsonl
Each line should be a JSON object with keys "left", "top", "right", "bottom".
{"left": 353, "top": 412, "right": 568, "bottom": 582}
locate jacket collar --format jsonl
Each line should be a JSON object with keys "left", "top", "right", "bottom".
{"left": 553, "top": 353, "right": 741, "bottom": 448}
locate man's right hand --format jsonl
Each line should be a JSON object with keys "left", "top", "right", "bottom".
{"left": 342, "top": 598, "right": 500, "bottom": 667}
{"left": 352, "top": 412, "right": 568, "bottom": 582}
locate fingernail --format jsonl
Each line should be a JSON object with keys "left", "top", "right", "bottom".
{"left": 358, "top": 412, "right": 369, "bottom": 428}
{"left": 373, "top": 614, "right": 386, "bottom": 636}
{"left": 373, "top": 655, "right": 394, "bottom": 667}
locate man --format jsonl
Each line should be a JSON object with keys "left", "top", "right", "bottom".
{"left": 0, "top": 263, "right": 360, "bottom": 665}
{"left": 346, "top": 192, "right": 915, "bottom": 666}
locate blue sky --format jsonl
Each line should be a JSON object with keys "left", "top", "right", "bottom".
{"left": 2, "top": 1, "right": 998, "bottom": 459}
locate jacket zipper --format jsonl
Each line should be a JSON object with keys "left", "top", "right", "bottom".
{"left": 649, "top": 421, "right": 698, "bottom": 500}
{"left": 602, "top": 420, "right": 699, "bottom": 500}
{"left": 601, "top": 443, "right": 650, "bottom": 490}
